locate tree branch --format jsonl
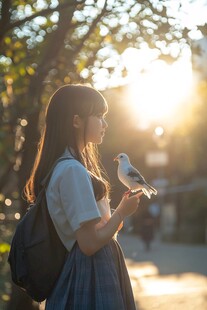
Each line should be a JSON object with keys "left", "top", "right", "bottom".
{"left": 36, "top": 3, "right": 76, "bottom": 78}
{"left": 74, "top": 0, "right": 108, "bottom": 55}
{"left": 35, "top": 0, "right": 108, "bottom": 81}
{"left": 0, "top": 0, "right": 83, "bottom": 41}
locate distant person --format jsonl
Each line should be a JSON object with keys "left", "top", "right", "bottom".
{"left": 25, "top": 84, "right": 143, "bottom": 309}
{"left": 140, "top": 209, "right": 154, "bottom": 251}
{"left": 149, "top": 202, "right": 160, "bottom": 232}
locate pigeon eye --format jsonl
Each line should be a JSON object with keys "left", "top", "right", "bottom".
{"left": 120, "top": 155, "right": 123, "bottom": 158}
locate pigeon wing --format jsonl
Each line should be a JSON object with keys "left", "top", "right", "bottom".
{"left": 127, "top": 166, "right": 145, "bottom": 184}
{"left": 128, "top": 166, "right": 157, "bottom": 196}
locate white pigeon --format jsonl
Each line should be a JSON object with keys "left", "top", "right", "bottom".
{"left": 114, "top": 153, "right": 157, "bottom": 199}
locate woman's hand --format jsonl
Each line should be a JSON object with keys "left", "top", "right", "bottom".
{"left": 117, "top": 191, "right": 143, "bottom": 220}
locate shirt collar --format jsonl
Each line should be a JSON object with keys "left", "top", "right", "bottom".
{"left": 62, "top": 147, "right": 76, "bottom": 159}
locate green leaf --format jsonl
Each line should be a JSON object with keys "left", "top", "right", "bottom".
{"left": 0, "top": 243, "right": 10, "bottom": 254}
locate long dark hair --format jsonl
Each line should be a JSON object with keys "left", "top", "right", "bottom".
{"left": 24, "top": 84, "right": 110, "bottom": 203}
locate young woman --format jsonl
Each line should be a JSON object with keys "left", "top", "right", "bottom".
{"left": 25, "top": 84, "right": 142, "bottom": 309}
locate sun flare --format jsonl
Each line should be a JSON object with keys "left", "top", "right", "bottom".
{"left": 123, "top": 48, "right": 193, "bottom": 129}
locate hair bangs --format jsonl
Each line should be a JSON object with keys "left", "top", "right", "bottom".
{"left": 90, "top": 94, "right": 108, "bottom": 116}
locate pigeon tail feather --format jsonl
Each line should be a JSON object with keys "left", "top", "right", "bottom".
{"left": 142, "top": 187, "right": 151, "bottom": 199}
{"left": 146, "top": 183, "right": 157, "bottom": 195}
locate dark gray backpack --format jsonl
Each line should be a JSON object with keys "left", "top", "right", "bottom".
{"left": 8, "top": 158, "right": 70, "bottom": 302}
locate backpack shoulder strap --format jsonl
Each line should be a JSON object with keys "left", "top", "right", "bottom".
{"left": 28, "top": 158, "right": 73, "bottom": 210}
{"left": 41, "top": 157, "right": 73, "bottom": 188}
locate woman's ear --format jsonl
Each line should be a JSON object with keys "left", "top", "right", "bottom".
{"left": 73, "top": 115, "right": 82, "bottom": 128}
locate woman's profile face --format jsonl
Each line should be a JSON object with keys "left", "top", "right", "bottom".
{"left": 85, "top": 113, "right": 108, "bottom": 145}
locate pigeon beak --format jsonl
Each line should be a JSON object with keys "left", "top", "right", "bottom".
{"left": 114, "top": 157, "right": 118, "bottom": 161}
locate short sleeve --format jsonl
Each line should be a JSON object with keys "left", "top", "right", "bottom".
{"left": 59, "top": 163, "right": 101, "bottom": 231}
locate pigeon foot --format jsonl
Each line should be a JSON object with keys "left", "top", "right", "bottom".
{"left": 122, "top": 189, "right": 131, "bottom": 197}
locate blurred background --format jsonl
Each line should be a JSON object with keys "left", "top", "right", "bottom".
{"left": 0, "top": 0, "right": 207, "bottom": 309}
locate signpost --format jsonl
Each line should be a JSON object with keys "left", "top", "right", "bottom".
{"left": 145, "top": 150, "right": 169, "bottom": 167}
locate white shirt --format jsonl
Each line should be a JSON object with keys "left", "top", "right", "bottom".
{"left": 46, "top": 149, "right": 111, "bottom": 251}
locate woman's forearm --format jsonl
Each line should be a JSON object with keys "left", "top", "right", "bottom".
{"left": 75, "top": 192, "right": 142, "bottom": 256}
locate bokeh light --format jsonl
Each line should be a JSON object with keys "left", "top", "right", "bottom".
{"left": 5, "top": 199, "right": 12, "bottom": 207}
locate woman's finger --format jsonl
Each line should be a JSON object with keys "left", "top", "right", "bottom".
{"left": 136, "top": 191, "right": 143, "bottom": 199}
